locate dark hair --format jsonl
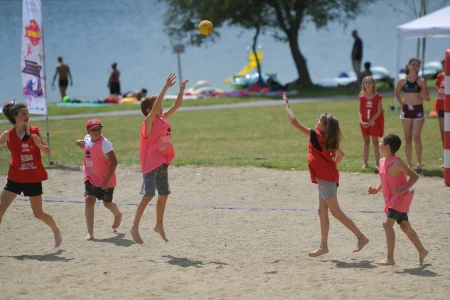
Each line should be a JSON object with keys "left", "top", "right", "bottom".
{"left": 112, "top": 62, "right": 117, "bottom": 69}
{"left": 364, "top": 62, "right": 371, "bottom": 70}
{"left": 141, "top": 88, "right": 148, "bottom": 94}
{"left": 318, "top": 113, "right": 342, "bottom": 151}
{"left": 58, "top": 56, "right": 63, "bottom": 62}
{"left": 140, "top": 96, "right": 157, "bottom": 116}
{"left": 3, "top": 102, "right": 27, "bottom": 124}
{"left": 382, "top": 134, "right": 401, "bottom": 154}
{"left": 405, "top": 57, "right": 421, "bottom": 75}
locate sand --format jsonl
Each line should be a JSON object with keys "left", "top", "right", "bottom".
{"left": 0, "top": 165, "right": 449, "bottom": 299}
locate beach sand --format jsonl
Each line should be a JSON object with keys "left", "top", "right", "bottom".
{"left": 0, "top": 166, "right": 449, "bottom": 299}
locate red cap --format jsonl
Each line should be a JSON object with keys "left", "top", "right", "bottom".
{"left": 86, "top": 119, "right": 103, "bottom": 131}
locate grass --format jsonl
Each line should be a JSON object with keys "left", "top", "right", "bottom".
{"left": 1, "top": 95, "right": 443, "bottom": 177}
{"left": 41, "top": 80, "right": 437, "bottom": 116}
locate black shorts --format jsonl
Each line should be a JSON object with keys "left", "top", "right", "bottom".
{"left": 59, "top": 79, "right": 69, "bottom": 88}
{"left": 4, "top": 179, "right": 43, "bottom": 197}
{"left": 109, "top": 82, "right": 121, "bottom": 95}
{"left": 386, "top": 208, "right": 409, "bottom": 224}
{"left": 84, "top": 181, "right": 114, "bottom": 203}
{"left": 438, "top": 110, "right": 444, "bottom": 118}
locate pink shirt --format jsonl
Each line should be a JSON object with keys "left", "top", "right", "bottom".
{"left": 379, "top": 156, "right": 413, "bottom": 213}
{"left": 140, "top": 115, "right": 175, "bottom": 175}
{"left": 83, "top": 135, "right": 116, "bottom": 188}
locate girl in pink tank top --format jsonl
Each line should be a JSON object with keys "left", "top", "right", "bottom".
{"left": 75, "top": 119, "right": 122, "bottom": 240}
{"left": 130, "top": 73, "right": 189, "bottom": 245}
{"left": 368, "top": 133, "right": 428, "bottom": 266}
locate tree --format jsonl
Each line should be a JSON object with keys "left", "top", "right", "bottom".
{"left": 158, "top": 0, "right": 377, "bottom": 87}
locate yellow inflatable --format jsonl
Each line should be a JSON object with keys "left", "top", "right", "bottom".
{"left": 121, "top": 97, "right": 138, "bottom": 104}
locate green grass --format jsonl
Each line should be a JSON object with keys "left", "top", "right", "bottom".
{"left": 1, "top": 95, "right": 443, "bottom": 177}
{"left": 43, "top": 80, "right": 440, "bottom": 117}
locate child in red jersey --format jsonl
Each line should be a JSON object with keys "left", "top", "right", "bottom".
{"left": 359, "top": 76, "right": 384, "bottom": 170}
{"left": 283, "top": 93, "right": 369, "bottom": 257}
{"left": 0, "top": 102, "right": 62, "bottom": 247}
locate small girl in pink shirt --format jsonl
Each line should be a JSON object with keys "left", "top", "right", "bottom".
{"left": 368, "top": 133, "right": 428, "bottom": 266}
{"left": 130, "top": 73, "right": 188, "bottom": 244}
{"left": 76, "top": 119, "right": 122, "bottom": 240}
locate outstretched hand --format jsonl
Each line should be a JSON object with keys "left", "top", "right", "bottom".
{"left": 283, "top": 92, "right": 289, "bottom": 106}
{"left": 180, "top": 80, "right": 189, "bottom": 89}
{"left": 165, "top": 73, "right": 177, "bottom": 88}
{"left": 367, "top": 186, "right": 378, "bottom": 194}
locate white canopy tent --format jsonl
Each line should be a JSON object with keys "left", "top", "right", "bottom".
{"left": 395, "top": 5, "right": 450, "bottom": 109}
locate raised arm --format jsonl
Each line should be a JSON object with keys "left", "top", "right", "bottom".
{"left": 283, "top": 93, "right": 311, "bottom": 137}
{"left": 164, "top": 79, "right": 189, "bottom": 119}
{"left": 145, "top": 73, "right": 176, "bottom": 137}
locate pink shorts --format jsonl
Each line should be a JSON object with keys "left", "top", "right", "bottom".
{"left": 400, "top": 104, "right": 424, "bottom": 120}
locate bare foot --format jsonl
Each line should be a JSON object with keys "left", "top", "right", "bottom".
{"left": 54, "top": 231, "right": 62, "bottom": 248}
{"left": 362, "top": 164, "right": 368, "bottom": 169}
{"left": 418, "top": 250, "right": 429, "bottom": 266}
{"left": 85, "top": 233, "right": 94, "bottom": 241}
{"left": 130, "top": 226, "right": 143, "bottom": 244}
{"left": 112, "top": 212, "right": 122, "bottom": 231}
{"left": 353, "top": 235, "right": 369, "bottom": 253}
{"left": 154, "top": 224, "right": 169, "bottom": 242}
{"left": 308, "top": 247, "right": 329, "bottom": 257}
{"left": 376, "top": 258, "right": 395, "bottom": 266}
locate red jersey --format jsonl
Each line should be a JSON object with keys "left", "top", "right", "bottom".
{"left": 308, "top": 130, "right": 339, "bottom": 184}
{"left": 359, "top": 93, "right": 383, "bottom": 122}
{"left": 7, "top": 126, "right": 48, "bottom": 183}
{"left": 436, "top": 72, "right": 445, "bottom": 111}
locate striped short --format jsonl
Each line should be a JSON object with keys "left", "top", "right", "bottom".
{"left": 140, "top": 164, "right": 170, "bottom": 197}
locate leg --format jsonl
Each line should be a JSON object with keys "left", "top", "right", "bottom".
{"left": 154, "top": 195, "right": 169, "bottom": 242}
{"left": 103, "top": 202, "right": 122, "bottom": 230}
{"left": 401, "top": 119, "right": 413, "bottom": 168}
{"left": 439, "top": 116, "right": 444, "bottom": 147}
{"left": 362, "top": 136, "right": 370, "bottom": 168}
{"left": 308, "top": 199, "right": 330, "bottom": 257}
{"left": 130, "top": 195, "right": 153, "bottom": 244}
{"left": 377, "top": 217, "right": 396, "bottom": 266}
{"left": 412, "top": 119, "right": 425, "bottom": 171}
{"left": 59, "top": 86, "right": 67, "bottom": 101}
{"left": 326, "top": 197, "right": 369, "bottom": 252}
{"left": 153, "top": 164, "right": 171, "bottom": 242}
{"left": 399, "top": 221, "right": 428, "bottom": 265}
{"left": 371, "top": 136, "right": 380, "bottom": 168}
{"left": 0, "top": 189, "right": 17, "bottom": 225}
{"left": 29, "top": 196, "right": 62, "bottom": 247}
{"left": 85, "top": 196, "right": 96, "bottom": 240}
{"left": 131, "top": 171, "right": 157, "bottom": 244}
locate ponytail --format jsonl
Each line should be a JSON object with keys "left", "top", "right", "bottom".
{"left": 2, "top": 102, "right": 27, "bottom": 124}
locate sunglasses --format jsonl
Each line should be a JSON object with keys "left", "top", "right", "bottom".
{"left": 89, "top": 126, "right": 103, "bottom": 132}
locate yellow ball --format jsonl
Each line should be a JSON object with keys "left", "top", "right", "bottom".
{"left": 198, "top": 20, "right": 213, "bottom": 36}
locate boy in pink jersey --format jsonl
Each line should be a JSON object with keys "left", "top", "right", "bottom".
{"left": 368, "top": 133, "right": 428, "bottom": 266}
{"left": 76, "top": 119, "right": 122, "bottom": 240}
{"left": 130, "top": 73, "right": 188, "bottom": 244}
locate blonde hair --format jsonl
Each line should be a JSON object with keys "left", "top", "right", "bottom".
{"left": 318, "top": 113, "right": 342, "bottom": 151}
{"left": 360, "top": 76, "right": 377, "bottom": 96}
{"left": 140, "top": 96, "right": 157, "bottom": 116}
